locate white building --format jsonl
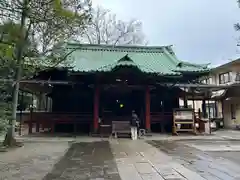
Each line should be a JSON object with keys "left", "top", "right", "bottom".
{"left": 200, "top": 59, "right": 240, "bottom": 129}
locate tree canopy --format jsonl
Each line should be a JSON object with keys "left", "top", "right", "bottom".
{"left": 80, "top": 6, "right": 147, "bottom": 45}
{"left": 0, "top": 0, "right": 92, "bottom": 145}
{"left": 0, "top": 0, "right": 92, "bottom": 66}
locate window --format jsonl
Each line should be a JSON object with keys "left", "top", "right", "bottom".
{"left": 236, "top": 72, "right": 240, "bottom": 82}
{"left": 206, "top": 77, "right": 213, "bottom": 84}
{"left": 201, "top": 77, "right": 213, "bottom": 84}
{"left": 206, "top": 102, "right": 216, "bottom": 118}
{"left": 188, "top": 105, "right": 192, "bottom": 109}
{"left": 231, "top": 104, "right": 236, "bottom": 120}
{"left": 219, "top": 72, "right": 231, "bottom": 84}
{"left": 201, "top": 79, "right": 207, "bottom": 84}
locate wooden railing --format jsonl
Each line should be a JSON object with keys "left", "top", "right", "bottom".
{"left": 34, "top": 112, "right": 92, "bottom": 122}
{"left": 24, "top": 111, "right": 174, "bottom": 134}
{"left": 150, "top": 112, "right": 173, "bottom": 124}
{"left": 25, "top": 112, "right": 93, "bottom": 133}
{"left": 102, "top": 116, "right": 131, "bottom": 125}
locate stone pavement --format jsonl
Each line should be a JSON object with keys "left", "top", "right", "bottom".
{"left": 0, "top": 142, "right": 69, "bottom": 180}
{"left": 110, "top": 139, "right": 206, "bottom": 180}
{"left": 145, "top": 130, "right": 240, "bottom": 141}
{"left": 213, "top": 130, "right": 240, "bottom": 140}
{"left": 0, "top": 139, "right": 207, "bottom": 180}
{"left": 1, "top": 130, "right": 240, "bottom": 180}
{"left": 43, "top": 141, "right": 121, "bottom": 180}
{"left": 149, "top": 140, "right": 240, "bottom": 180}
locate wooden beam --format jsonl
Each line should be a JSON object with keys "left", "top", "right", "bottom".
{"left": 0, "top": 78, "right": 77, "bottom": 85}
{"left": 158, "top": 82, "right": 233, "bottom": 89}
{"left": 1, "top": 78, "right": 236, "bottom": 89}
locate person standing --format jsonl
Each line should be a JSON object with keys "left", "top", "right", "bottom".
{"left": 131, "top": 110, "right": 139, "bottom": 140}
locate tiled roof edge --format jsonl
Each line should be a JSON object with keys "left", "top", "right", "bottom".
{"left": 66, "top": 43, "right": 174, "bottom": 53}
{"left": 179, "top": 61, "right": 210, "bottom": 69}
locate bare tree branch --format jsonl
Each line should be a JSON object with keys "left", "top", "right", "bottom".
{"left": 80, "top": 6, "right": 146, "bottom": 45}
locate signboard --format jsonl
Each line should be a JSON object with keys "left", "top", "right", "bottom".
{"left": 175, "top": 110, "right": 193, "bottom": 120}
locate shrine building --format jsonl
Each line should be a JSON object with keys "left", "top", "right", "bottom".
{"left": 20, "top": 43, "right": 212, "bottom": 135}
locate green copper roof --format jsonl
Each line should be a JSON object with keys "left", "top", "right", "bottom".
{"left": 66, "top": 43, "right": 208, "bottom": 75}
{"left": 176, "top": 61, "right": 209, "bottom": 72}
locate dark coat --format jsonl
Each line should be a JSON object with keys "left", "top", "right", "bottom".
{"left": 131, "top": 113, "right": 139, "bottom": 127}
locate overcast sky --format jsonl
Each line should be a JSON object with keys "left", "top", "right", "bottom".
{"left": 92, "top": 0, "right": 240, "bottom": 66}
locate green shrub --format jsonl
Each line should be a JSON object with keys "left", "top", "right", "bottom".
{"left": 0, "top": 118, "right": 8, "bottom": 134}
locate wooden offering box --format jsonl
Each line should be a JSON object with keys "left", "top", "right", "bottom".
{"left": 173, "top": 108, "right": 196, "bottom": 135}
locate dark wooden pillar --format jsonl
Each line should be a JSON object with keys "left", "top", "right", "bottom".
{"left": 208, "top": 99, "right": 212, "bottom": 134}
{"left": 145, "top": 86, "right": 151, "bottom": 131}
{"left": 202, "top": 99, "right": 207, "bottom": 118}
{"left": 36, "top": 93, "right": 40, "bottom": 133}
{"left": 192, "top": 88, "right": 195, "bottom": 112}
{"left": 184, "top": 97, "right": 188, "bottom": 108}
{"left": 207, "top": 100, "right": 211, "bottom": 119}
{"left": 221, "top": 99, "right": 224, "bottom": 119}
{"left": 214, "top": 101, "right": 218, "bottom": 118}
{"left": 36, "top": 122, "right": 40, "bottom": 133}
{"left": 183, "top": 87, "right": 188, "bottom": 108}
{"left": 51, "top": 122, "right": 55, "bottom": 133}
{"left": 29, "top": 107, "right": 33, "bottom": 134}
{"left": 19, "top": 91, "right": 24, "bottom": 136}
{"left": 93, "top": 85, "right": 99, "bottom": 132}
{"left": 29, "top": 94, "right": 34, "bottom": 134}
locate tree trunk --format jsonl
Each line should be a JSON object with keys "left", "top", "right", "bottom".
{"left": 3, "top": 64, "right": 22, "bottom": 146}
{"left": 3, "top": 0, "right": 27, "bottom": 146}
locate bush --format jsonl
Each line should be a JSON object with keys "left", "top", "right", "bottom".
{"left": 0, "top": 118, "right": 8, "bottom": 134}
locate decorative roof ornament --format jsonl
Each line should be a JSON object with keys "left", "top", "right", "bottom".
{"left": 117, "top": 54, "right": 133, "bottom": 63}
{"left": 177, "top": 62, "right": 183, "bottom": 68}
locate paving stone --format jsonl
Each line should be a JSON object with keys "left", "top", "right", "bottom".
{"left": 104, "top": 167, "right": 119, "bottom": 175}
{"left": 171, "top": 162, "right": 206, "bottom": 180}
{"left": 140, "top": 173, "right": 164, "bottom": 180}
{"left": 135, "top": 162, "right": 156, "bottom": 174}
{"left": 60, "top": 170, "right": 77, "bottom": 179}
{"left": 163, "top": 174, "right": 186, "bottom": 180}
{"left": 201, "top": 174, "right": 224, "bottom": 180}
{"left": 161, "top": 171, "right": 184, "bottom": 179}
{"left": 154, "top": 164, "right": 178, "bottom": 176}
{"left": 74, "top": 173, "right": 91, "bottom": 179}
{"left": 116, "top": 164, "right": 143, "bottom": 180}
{"left": 203, "top": 167, "right": 234, "bottom": 180}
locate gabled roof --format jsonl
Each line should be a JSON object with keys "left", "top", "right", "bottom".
{"left": 211, "top": 58, "right": 240, "bottom": 72}
{"left": 66, "top": 43, "right": 209, "bottom": 75}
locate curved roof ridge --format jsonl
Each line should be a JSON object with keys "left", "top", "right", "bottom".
{"left": 162, "top": 47, "right": 181, "bottom": 67}
{"left": 67, "top": 43, "right": 173, "bottom": 53}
